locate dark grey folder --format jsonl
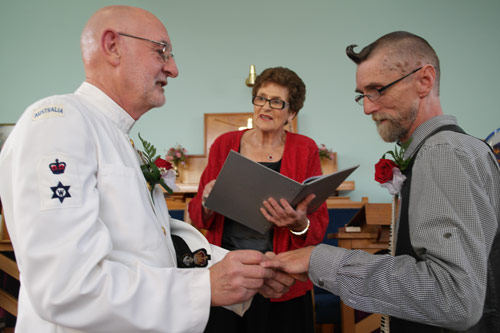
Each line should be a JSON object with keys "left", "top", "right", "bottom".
{"left": 204, "top": 150, "right": 359, "bottom": 234}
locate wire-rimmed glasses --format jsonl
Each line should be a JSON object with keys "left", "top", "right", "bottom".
{"left": 355, "top": 67, "right": 423, "bottom": 106}
{"left": 118, "top": 32, "right": 174, "bottom": 63}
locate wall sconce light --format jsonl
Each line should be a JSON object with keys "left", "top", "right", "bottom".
{"left": 245, "top": 64, "right": 256, "bottom": 87}
{"left": 238, "top": 117, "right": 253, "bottom": 131}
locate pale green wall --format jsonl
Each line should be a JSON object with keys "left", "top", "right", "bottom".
{"left": 1, "top": 0, "right": 499, "bottom": 203}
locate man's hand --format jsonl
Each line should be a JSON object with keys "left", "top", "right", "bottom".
{"left": 209, "top": 250, "right": 275, "bottom": 306}
{"left": 261, "top": 246, "right": 315, "bottom": 282}
{"left": 258, "top": 252, "right": 295, "bottom": 298}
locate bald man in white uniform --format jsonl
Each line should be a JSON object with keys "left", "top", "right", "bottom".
{"left": 0, "top": 5, "right": 292, "bottom": 332}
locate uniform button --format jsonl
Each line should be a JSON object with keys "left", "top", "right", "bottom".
{"left": 318, "top": 279, "right": 324, "bottom": 287}
{"left": 444, "top": 232, "right": 452, "bottom": 239}
{"left": 162, "top": 227, "right": 166, "bottom": 235}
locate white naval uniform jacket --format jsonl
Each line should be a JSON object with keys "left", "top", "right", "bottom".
{"left": 0, "top": 82, "right": 246, "bottom": 332}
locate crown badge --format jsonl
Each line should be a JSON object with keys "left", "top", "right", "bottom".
{"left": 49, "top": 159, "right": 66, "bottom": 174}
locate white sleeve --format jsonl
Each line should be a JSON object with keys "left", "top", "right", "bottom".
{"left": 0, "top": 98, "right": 212, "bottom": 332}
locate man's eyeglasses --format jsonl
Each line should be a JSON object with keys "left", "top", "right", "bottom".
{"left": 118, "top": 32, "right": 174, "bottom": 63}
{"left": 355, "top": 67, "right": 423, "bottom": 106}
{"left": 252, "top": 96, "right": 289, "bottom": 110}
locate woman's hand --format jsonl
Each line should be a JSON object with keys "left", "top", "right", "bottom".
{"left": 260, "top": 193, "right": 315, "bottom": 234}
{"left": 201, "top": 179, "right": 216, "bottom": 217}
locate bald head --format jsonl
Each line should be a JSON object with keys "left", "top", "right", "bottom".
{"left": 80, "top": 5, "right": 165, "bottom": 70}
{"left": 79, "top": 5, "right": 178, "bottom": 119}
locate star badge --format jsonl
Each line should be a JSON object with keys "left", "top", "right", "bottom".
{"left": 50, "top": 181, "right": 71, "bottom": 203}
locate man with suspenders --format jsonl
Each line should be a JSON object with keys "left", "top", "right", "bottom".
{"left": 266, "top": 31, "right": 500, "bottom": 332}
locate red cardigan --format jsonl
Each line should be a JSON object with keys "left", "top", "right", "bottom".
{"left": 188, "top": 129, "right": 329, "bottom": 302}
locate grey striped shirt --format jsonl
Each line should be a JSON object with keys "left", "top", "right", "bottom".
{"left": 309, "top": 115, "right": 500, "bottom": 330}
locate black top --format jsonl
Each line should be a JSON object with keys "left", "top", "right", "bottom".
{"left": 221, "top": 159, "right": 281, "bottom": 253}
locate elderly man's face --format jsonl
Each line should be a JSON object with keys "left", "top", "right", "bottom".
{"left": 355, "top": 53, "right": 419, "bottom": 143}
{"left": 119, "top": 16, "right": 179, "bottom": 115}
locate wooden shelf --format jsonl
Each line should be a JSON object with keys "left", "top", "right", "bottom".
{"left": 174, "top": 183, "right": 199, "bottom": 193}
{"left": 337, "top": 180, "right": 354, "bottom": 192}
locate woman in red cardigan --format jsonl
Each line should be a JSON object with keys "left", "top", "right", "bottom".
{"left": 188, "top": 67, "right": 329, "bottom": 333}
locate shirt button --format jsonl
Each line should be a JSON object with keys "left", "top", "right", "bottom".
{"left": 162, "top": 227, "right": 166, "bottom": 235}
{"left": 318, "top": 279, "right": 324, "bottom": 287}
{"left": 443, "top": 232, "right": 452, "bottom": 239}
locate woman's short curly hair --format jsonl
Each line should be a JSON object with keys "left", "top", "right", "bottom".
{"left": 252, "top": 67, "right": 306, "bottom": 114}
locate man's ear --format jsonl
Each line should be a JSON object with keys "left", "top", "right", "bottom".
{"left": 417, "top": 64, "right": 436, "bottom": 97}
{"left": 101, "top": 29, "right": 121, "bottom": 66}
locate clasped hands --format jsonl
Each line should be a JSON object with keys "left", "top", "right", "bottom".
{"left": 209, "top": 246, "right": 315, "bottom": 307}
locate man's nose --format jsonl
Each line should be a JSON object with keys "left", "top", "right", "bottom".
{"left": 363, "top": 97, "right": 378, "bottom": 115}
{"left": 163, "top": 58, "right": 179, "bottom": 78}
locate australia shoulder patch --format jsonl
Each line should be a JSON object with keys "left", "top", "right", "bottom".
{"left": 32, "top": 105, "right": 64, "bottom": 121}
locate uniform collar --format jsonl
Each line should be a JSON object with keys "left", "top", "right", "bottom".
{"left": 403, "top": 115, "right": 457, "bottom": 159}
{"left": 75, "top": 82, "right": 136, "bottom": 134}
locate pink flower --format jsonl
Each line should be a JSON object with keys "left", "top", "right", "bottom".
{"left": 318, "top": 144, "right": 334, "bottom": 161}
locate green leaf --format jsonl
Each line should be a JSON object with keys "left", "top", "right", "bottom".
{"left": 142, "top": 171, "right": 156, "bottom": 184}
{"left": 386, "top": 151, "right": 397, "bottom": 160}
{"left": 138, "top": 133, "right": 159, "bottom": 164}
{"left": 137, "top": 133, "right": 173, "bottom": 200}
{"left": 150, "top": 162, "right": 161, "bottom": 179}
{"left": 380, "top": 138, "right": 413, "bottom": 171}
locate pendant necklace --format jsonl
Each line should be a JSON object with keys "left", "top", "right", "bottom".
{"left": 261, "top": 132, "right": 285, "bottom": 162}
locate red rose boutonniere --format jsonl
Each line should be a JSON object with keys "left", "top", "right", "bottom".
{"left": 375, "top": 140, "right": 411, "bottom": 195}
{"left": 138, "top": 134, "right": 178, "bottom": 198}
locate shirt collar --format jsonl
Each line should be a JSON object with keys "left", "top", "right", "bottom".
{"left": 75, "top": 82, "right": 136, "bottom": 134}
{"left": 403, "top": 115, "right": 458, "bottom": 159}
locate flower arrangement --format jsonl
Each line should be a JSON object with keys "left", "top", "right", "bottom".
{"left": 318, "top": 144, "right": 335, "bottom": 161}
{"left": 137, "top": 134, "right": 177, "bottom": 196}
{"left": 165, "top": 144, "right": 187, "bottom": 169}
{"left": 374, "top": 140, "right": 411, "bottom": 195}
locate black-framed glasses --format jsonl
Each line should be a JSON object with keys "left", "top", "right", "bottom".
{"left": 118, "top": 32, "right": 174, "bottom": 63}
{"left": 355, "top": 67, "right": 423, "bottom": 106}
{"left": 252, "top": 96, "right": 289, "bottom": 110}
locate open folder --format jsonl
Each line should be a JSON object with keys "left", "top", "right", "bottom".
{"left": 204, "top": 150, "right": 359, "bottom": 234}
